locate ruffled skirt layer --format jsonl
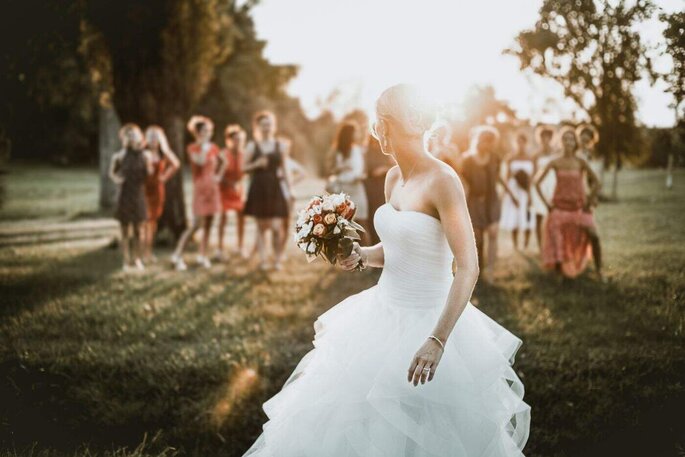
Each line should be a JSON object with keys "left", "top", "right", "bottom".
{"left": 243, "top": 286, "right": 530, "bottom": 457}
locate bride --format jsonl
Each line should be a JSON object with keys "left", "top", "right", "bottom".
{"left": 242, "top": 84, "right": 530, "bottom": 456}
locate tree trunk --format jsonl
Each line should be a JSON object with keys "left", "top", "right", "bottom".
{"left": 98, "top": 104, "right": 121, "bottom": 212}
{"left": 157, "top": 115, "right": 187, "bottom": 242}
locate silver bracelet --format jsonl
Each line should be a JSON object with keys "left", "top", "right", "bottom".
{"left": 428, "top": 335, "right": 445, "bottom": 350}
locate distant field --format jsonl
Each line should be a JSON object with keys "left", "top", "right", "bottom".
{"left": 0, "top": 165, "right": 684, "bottom": 457}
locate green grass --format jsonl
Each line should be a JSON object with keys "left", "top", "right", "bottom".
{"left": 1, "top": 166, "right": 684, "bottom": 456}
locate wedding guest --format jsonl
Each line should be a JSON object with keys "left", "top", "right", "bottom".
{"left": 427, "top": 121, "right": 461, "bottom": 173}
{"left": 530, "top": 125, "right": 558, "bottom": 252}
{"left": 278, "top": 139, "right": 307, "bottom": 256}
{"left": 459, "top": 125, "right": 517, "bottom": 282}
{"left": 243, "top": 110, "right": 292, "bottom": 271}
{"left": 577, "top": 123, "right": 604, "bottom": 197}
{"left": 328, "top": 122, "right": 370, "bottom": 245}
{"left": 142, "top": 126, "right": 180, "bottom": 263}
{"left": 109, "top": 123, "right": 154, "bottom": 272}
{"left": 536, "top": 126, "right": 604, "bottom": 280}
{"left": 216, "top": 124, "right": 247, "bottom": 260}
{"left": 500, "top": 133, "right": 535, "bottom": 250}
{"left": 364, "top": 135, "right": 395, "bottom": 244}
{"left": 170, "top": 115, "right": 225, "bottom": 271}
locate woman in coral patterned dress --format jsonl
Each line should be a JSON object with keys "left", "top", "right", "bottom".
{"left": 143, "top": 126, "right": 180, "bottom": 263}
{"left": 535, "top": 127, "right": 604, "bottom": 280}
{"left": 216, "top": 124, "right": 247, "bottom": 260}
{"left": 171, "top": 116, "right": 225, "bottom": 271}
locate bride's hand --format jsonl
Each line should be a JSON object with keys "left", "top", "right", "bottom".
{"left": 407, "top": 338, "right": 444, "bottom": 386}
{"left": 338, "top": 242, "right": 365, "bottom": 271}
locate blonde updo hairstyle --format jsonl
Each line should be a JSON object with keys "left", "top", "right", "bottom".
{"left": 371, "top": 84, "right": 437, "bottom": 153}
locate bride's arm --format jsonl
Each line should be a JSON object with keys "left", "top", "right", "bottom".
{"left": 407, "top": 166, "right": 479, "bottom": 386}
{"left": 339, "top": 165, "right": 401, "bottom": 270}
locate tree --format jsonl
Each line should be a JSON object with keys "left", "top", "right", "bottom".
{"left": 86, "top": 0, "right": 236, "bottom": 238}
{"left": 0, "top": 0, "right": 99, "bottom": 164}
{"left": 507, "top": 0, "right": 656, "bottom": 199}
{"left": 197, "top": 1, "right": 336, "bottom": 176}
{"left": 660, "top": 11, "right": 685, "bottom": 121}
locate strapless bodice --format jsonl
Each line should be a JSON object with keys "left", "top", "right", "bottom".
{"left": 373, "top": 203, "right": 453, "bottom": 309}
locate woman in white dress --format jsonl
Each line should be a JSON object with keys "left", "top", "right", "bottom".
{"left": 500, "top": 133, "right": 535, "bottom": 250}
{"left": 531, "top": 126, "right": 557, "bottom": 252}
{"left": 329, "top": 122, "right": 370, "bottom": 245}
{"left": 242, "top": 84, "right": 530, "bottom": 457}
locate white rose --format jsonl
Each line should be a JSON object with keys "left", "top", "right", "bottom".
{"left": 296, "top": 221, "right": 313, "bottom": 241}
{"left": 322, "top": 200, "right": 334, "bottom": 212}
{"left": 323, "top": 213, "right": 337, "bottom": 225}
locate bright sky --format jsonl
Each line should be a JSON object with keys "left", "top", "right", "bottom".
{"left": 251, "top": 0, "right": 682, "bottom": 127}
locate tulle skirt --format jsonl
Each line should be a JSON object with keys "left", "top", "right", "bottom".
{"left": 242, "top": 285, "right": 531, "bottom": 457}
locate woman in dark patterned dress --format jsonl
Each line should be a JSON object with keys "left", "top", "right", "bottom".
{"left": 243, "top": 111, "right": 292, "bottom": 271}
{"left": 460, "top": 126, "right": 517, "bottom": 282}
{"left": 109, "top": 123, "right": 154, "bottom": 272}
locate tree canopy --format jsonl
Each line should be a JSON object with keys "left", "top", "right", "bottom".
{"left": 507, "top": 0, "right": 656, "bottom": 165}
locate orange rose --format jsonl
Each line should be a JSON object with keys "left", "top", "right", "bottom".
{"left": 313, "top": 214, "right": 323, "bottom": 224}
{"left": 342, "top": 205, "right": 356, "bottom": 220}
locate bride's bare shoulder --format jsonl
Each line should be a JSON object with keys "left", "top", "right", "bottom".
{"left": 428, "top": 160, "right": 466, "bottom": 198}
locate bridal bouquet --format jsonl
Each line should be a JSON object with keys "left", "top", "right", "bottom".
{"left": 294, "top": 193, "right": 365, "bottom": 267}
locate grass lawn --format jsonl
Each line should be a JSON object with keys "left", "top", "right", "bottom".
{"left": 1, "top": 165, "right": 684, "bottom": 457}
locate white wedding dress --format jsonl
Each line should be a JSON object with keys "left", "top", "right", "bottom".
{"left": 243, "top": 203, "right": 531, "bottom": 456}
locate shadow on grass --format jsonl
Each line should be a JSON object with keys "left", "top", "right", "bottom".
{"left": 0, "top": 245, "right": 121, "bottom": 320}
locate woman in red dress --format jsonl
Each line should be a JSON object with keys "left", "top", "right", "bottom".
{"left": 171, "top": 115, "right": 225, "bottom": 271}
{"left": 216, "top": 124, "right": 247, "bottom": 260}
{"left": 143, "top": 126, "right": 180, "bottom": 263}
{"left": 535, "top": 127, "right": 604, "bottom": 280}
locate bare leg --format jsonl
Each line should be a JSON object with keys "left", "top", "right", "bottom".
{"left": 272, "top": 218, "right": 284, "bottom": 268}
{"left": 218, "top": 212, "right": 227, "bottom": 253}
{"left": 148, "top": 220, "right": 158, "bottom": 261}
{"left": 523, "top": 229, "right": 531, "bottom": 249}
{"left": 173, "top": 218, "right": 201, "bottom": 258}
{"left": 200, "top": 215, "right": 213, "bottom": 258}
{"left": 587, "top": 227, "right": 603, "bottom": 279}
{"left": 486, "top": 223, "right": 499, "bottom": 276}
{"left": 279, "top": 215, "right": 289, "bottom": 257}
{"left": 256, "top": 219, "right": 270, "bottom": 269}
{"left": 132, "top": 223, "right": 144, "bottom": 269}
{"left": 512, "top": 229, "right": 519, "bottom": 251}
{"left": 120, "top": 224, "right": 131, "bottom": 268}
{"left": 535, "top": 214, "right": 544, "bottom": 252}
{"left": 237, "top": 211, "right": 245, "bottom": 254}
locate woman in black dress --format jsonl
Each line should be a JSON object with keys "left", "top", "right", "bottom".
{"left": 109, "top": 123, "right": 154, "bottom": 272}
{"left": 460, "top": 126, "right": 517, "bottom": 282}
{"left": 243, "top": 111, "right": 292, "bottom": 271}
